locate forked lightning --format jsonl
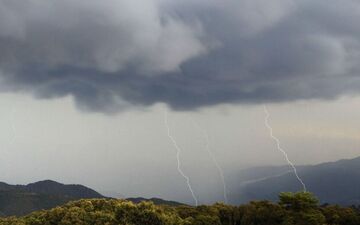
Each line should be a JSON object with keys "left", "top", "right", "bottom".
{"left": 164, "top": 109, "right": 199, "bottom": 206}
{"left": 263, "top": 105, "right": 307, "bottom": 192}
{"left": 191, "top": 119, "right": 228, "bottom": 204}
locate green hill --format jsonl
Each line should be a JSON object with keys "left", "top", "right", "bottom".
{"left": 0, "top": 180, "right": 104, "bottom": 216}
{"left": 0, "top": 192, "right": 359, "bottom": 225}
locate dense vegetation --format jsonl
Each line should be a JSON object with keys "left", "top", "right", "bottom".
{"left": 0, "top": 192, "right": 359, "bottom": 225}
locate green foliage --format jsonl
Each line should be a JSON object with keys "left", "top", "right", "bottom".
{"left": 0, "top": 193, "right": 359, "bottom": 225}
{"left": 279, "top": 192, "right": 319, "bottom": 211}
{"left": 239, "top": 201, "right": 285, "bottom": 225}
{"left": 322, "top": 205, "right": 360, "bottom": 225}
{"left": 279, "top": 192, "right": 325, "bottom": 225}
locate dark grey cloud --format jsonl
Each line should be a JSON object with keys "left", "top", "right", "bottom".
{"left": 1, "top": 0, "right": 360, "bottom": 112}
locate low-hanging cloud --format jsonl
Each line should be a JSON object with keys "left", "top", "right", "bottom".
{"left": 1, "top": 0, "right": 360, "bottom": 112}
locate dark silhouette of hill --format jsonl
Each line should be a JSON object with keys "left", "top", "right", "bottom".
{"left": 235, "top": 156, "right": 360, "bottom": 205}
{"left": 0, "top": 180, "right": 185, "bottom": 216}
{"left": 26, "top": 180, "right": 103, "bottom": 198}
{"left": 0, "top": 180, "right": 104, "bottom": 216}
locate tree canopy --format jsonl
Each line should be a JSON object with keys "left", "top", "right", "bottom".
{"left": 0, "top": 192, "right": 359, "bottom": 225}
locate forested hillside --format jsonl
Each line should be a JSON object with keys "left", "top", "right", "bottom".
{"left": 0, "top": 180, "right": 104, "bottom": 216}
{"left": 0, "top": 192, "right": 359, "bottom": 225}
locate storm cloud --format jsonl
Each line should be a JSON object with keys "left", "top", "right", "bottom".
{"left": 1, "top": 0, "right": 360, "bottom": 112}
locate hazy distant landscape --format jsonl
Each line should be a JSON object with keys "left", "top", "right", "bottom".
{"left": 0, "top": 156, "right": 359, "bottom": 219}
{"left": 231, "top": 156, "right": 360, "bottom": 206}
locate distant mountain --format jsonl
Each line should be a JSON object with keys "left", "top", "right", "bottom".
{"left": 26, "top": 180, "right": 103, "bottom": 198}
{"left": 232, "top": 156, "right": 360, "bottom": 206}
{"left": 0, "top": 180, "right": 186, "bottom": 217}
{"left": 0, "top": 180, "right": 104, "bottom": 216}
{"left": 126, "top": 197, "right": 185, "bottom": 206}
{"left": 2, "top": 156, "right": 359, "bottom": 216}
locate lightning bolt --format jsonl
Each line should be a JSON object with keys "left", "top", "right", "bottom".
{"left": 240, "top": 170, "right": 293, "bottom": 186}
{"left": 191, "top": 119, "right": 228, "bottom": 204}
{"left": 263, "top": 105, "right": 307, "bottom": 192}
{"left": 164, "top": 109, "right": 198, "bottom": 206}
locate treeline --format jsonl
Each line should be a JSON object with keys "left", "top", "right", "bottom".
{"left": 0, "top": 192, "right": 359, "bottom": 225}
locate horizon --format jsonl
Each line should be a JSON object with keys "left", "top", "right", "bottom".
{"left": 0, "top": 150, "right": 359, "bottom": 205}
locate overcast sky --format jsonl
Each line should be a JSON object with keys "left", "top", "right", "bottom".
{"left": 0, "top": 0, "right": 360, "bottom": 204}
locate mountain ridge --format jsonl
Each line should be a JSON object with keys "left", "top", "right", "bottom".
{"left": 0, "top": 180, "right": 104, "bottom": 216}
{"left": 1, "top": 156, "right": 359, "bottom": 216}
{"left": 233, "top": 156, "right": 360, "bottom": 205}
